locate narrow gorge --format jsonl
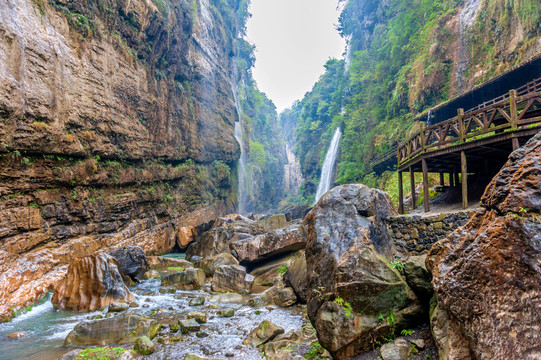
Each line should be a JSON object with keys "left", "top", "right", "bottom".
{"left": 0, "top": 0, "right": 540, "bottom": 360}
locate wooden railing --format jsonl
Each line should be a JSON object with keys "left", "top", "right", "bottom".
{"left": 398, "top": 78, "right": 541, "bottom": 167}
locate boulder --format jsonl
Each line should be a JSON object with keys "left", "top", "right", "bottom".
{"left": 187, "top": 218, "right": 265, "bottom": 259}
{"left": 243, "top": 320, "right": 284, "bottom": 347}
{"left": 108, "top": 302, "right": 129, "bottom": 313}
{"left": 58, "top": 350, "right": 81, "bottom": 360}
{"left": 195, "top": 253, "right": 239, "bottom": 276}
{"left": 259, "top": 214, "right": 288, "bottom": 232}
{"left": 380, "top": 338, "right": 412, "bottom": 360}
{"left": 6, "top": 331, "right": 30, "bottom": 340}
{"left": 179, "top": 319, "right": 201, "bottom": 333}
{"left": 217, "top": 308, "right": 235, "bottom": 317}
{"left": 247, "top": 286, "right": 297, "bottom": 307}
{"left": 141, "top": 270, "right": 161, "bottom": 280}
{"left": 427, "top": 133, "right": 541, "bottom": 360}
{"left": 230, "top": 223, "right": 307, "bottom": 264}
{"left": 177, "top": 226, "right": 196, "bottom": 250}
{"left": 134, "top": 336, "right": 155, "bottom": 355}
{"left": 282, "top": 205, "right": 312, "bottom": 222}
{"left": 250, "top": 256, "right": 292, "bottom": 288}
{"left": 304, "top": 184, "right": 421, "bottom": 358}
{"left": 187, "top": 311, "right": 207, "bottom": 324}
{"left": 52, "top": 253, "right": 134, "bottom": 312}
{"left": 402, "top": 255, "right": 433, "bottom": 304}
{"left": 283, "top": 251, "right": 308, "bottom": 303}
{"left": 64, "top": 313, "right": 161, "bottom": 345}
{"left": 147, "top": 256, "right": 193, "bottom": 271}
{"left": 161, "top": 268, "right": 205, "bottom": 290}
{"left": 108, "top": 246, "right": 149, "bottom": 279}
{"left": 189, "top": 296, "right": 206, "bottom": 306}
{"left": 211, "top": 265, "right": 254, "bottom": 294}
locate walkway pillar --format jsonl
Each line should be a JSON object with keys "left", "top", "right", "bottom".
{"left": 409, "top": 166, "right": 416, "bottom": 210}
{"left": 422, "top": 158, "right": 430, "bottom": 213}
{"left": 439, "top": 172, "right": 445, "bottom": 186}
{"left": 512, "top": 137, "right": 520, "bottom": 151}
{"left": 461, "top": 151, "right": 468, "bottom": 209}
{"left": 398, "top": 171, "right": 404, "bottom": 214}
{"left": 454, "top": 168, "right": 460, "bottom": 187}
{"left": 449, "top": 171, "right": 454, "bottom": 187}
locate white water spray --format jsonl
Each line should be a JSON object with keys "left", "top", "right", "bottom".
{"left": 315, "top": 127, "right": 342, "bottom": 203}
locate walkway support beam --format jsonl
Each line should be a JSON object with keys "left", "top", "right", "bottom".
{"left": 398, "top": 171, "right": 404, "bottom": 214}
{"left": 461, "top": 151, "right": 468, "bottom": 209}
{"left": 409, "top": 166, "right": 416, "bottom": 210}
{"left": 422, "top": 158, "right": 430, "bottom": 213}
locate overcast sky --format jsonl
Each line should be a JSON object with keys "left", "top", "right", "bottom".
{"left": 246, "top": 0, "right": 346, "bottom": 113}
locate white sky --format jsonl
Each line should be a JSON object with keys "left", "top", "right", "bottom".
{"left": 246, "top": 0, "right": 346, "bottom": 113}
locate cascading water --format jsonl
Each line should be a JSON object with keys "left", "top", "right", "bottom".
{"left": 314, "top": 127, "right": 342, "bottom": 204}
{"left": 232, "top": 84, "right": 248, "bottom": 214}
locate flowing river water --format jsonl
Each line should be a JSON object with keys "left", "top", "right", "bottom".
{"left": 0, "top": 260, "right": 306, "bottom": 360}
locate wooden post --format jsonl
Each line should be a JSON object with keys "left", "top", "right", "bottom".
{"left": 510, "top": 89, "right": 518, "bottom": 129}
{"left": 398, "top": 171, "right": 404, "bottom": 215}
{"left": 458, "top": 108, "right": 465, "bottom": 143}
{"left": 420, "top": 122, "right": 426, "bottom": 152}
{"left": 422, "top": 158, "right": 430, "bottom": 213}
{"left": 512, "top": 137, "right": 520, "bottom": 151}
{"left": 409, "top": 166, "right": 416, "bottom": 210}
{"left": 439, "top": 172, "right": 445, "bottom": 186}
{"left": 461, "top": 151, "right": 468, "bottom": 209}
{"left": 449, "top": 171, "right": 454, "bottom": 187}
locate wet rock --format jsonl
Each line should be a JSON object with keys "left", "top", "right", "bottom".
{"left": 217, "top": 309, "right": 235, "bottom": 318}
{"left": 108, "top": 246, "right": 149, "bottom": 279}
{"left": 108, "top": 302, "right": 129, "bottom": 313}
{"left": 211, "top": 265, "right": 254, "bottom": 294}
{"left": 147, "top": 256, "right": 194, "bottom": 271}
{"left": 6, "top": 331, "right": 30, "bottom": 340}
{"left": 251, "top": 256, "right": 292, "bottom": 288}
{"left": 170, "top": 323, "right": 179, "bottom": 333}
{"left": 179, "top": 319, "right": 201, "bottom": 333}
{"left": 261, "top": 330, "right": 303, "bottom": 357}
{"left": 259, "top": 214, "right": 288, "bottom": 232}
{"left": 305, "top": 184, "right": 421, "bottom": 358}
{"left": 282, "top": 205, "right": 312, "bottom": 222}
{"left": 380, "top": 338, "right": 411, "bottom": 360}
{"left": 283, "top": 251, "right": 308, "bottom": 303}
{"left": 195, "top": 253, "right": 239, "bottom": 277}
{"left": 427, "top": 133, "right": 541, "bottom": 360}
{"left": 141, "top": 270, "right": 161, "bottom": 280}
{"left": 64, "top": 313, "right": 161, "bottom": 345}
{"left": 196, "top": 331, "right": 209, "bottom": 338}
{"left": 177, "top": 226, "right": 196, "bottom": 250}
{"left": 410, "top": 338, "right": 425, "bottom": 350}
{"left": 230, "top": 224, "right": 307, "bottom": 264}
{"left": 247, "top": 286, "right": 297, "bottom": 307}
{"left": 129, "top": 302, "right": 139, "bottom": 308}
{"left": 210, "top": 293, "right": 244, "bottom": 304}
{"left": 243, "top": 320, "right": 284, "bottom": 347}
{"left": 185, "top": 353, "right": 225, "bottom": 360}
{"left": 187, "top": 311, "right": 207, "bottom": 324}
{"left": 52, "top": 253, "right": 134, "bottom": 312}
{"left": 161, "top": 268, "right": 205, "bottom": 290}
{"left": 189, "top": 296, "right": 206, "bottom": 306}
{"left": 58, "top": 349, "right": 81, "bottom": 360}
{"left": 402, "top": 255, "right": 433, "bottom": 304}
{"left": 134, "top": 336, "right": 155, "bottom": 355}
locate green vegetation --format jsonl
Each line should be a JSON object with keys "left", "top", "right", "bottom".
{"left": 167, "top": 267, "right": 185, "bottom": 272}
{"left": 75, "top": 346, "right": 126, "bottom": 360}
{"left": 276, "top": 264, "right": 289, "bottom": 274}
{"left": 333, "top": 296, "right": 353, "bottom": 318}
{"left": 304, "top": 341, "right": 325, "bottom": 360}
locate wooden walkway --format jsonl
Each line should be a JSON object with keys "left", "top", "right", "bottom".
{"left": 396, "top": 77, "right": 541, "bottom": 214}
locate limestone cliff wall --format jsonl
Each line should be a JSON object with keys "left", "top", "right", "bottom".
{"left": 0, "top": 0, "right": 246, "bottom": 321}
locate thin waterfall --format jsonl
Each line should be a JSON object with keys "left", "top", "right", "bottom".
{"left": 315, "top": 127, "right": 342, "bottom": 203}
{"left": 232, "top": 84, "right": 248, "bottom": 214}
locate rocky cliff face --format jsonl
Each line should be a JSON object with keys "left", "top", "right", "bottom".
{"left": 0, "top": 0, "right": 250, "bottom": 321}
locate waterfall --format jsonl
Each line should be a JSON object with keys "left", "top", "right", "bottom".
{"left": 314, "top": 127, "right": 342, "bottom": 203}
{"left": 232, "top": 84, "right": 248, "bottom": 214}
{"left": 457, "top": 0, "right": 481, "bottom": 93}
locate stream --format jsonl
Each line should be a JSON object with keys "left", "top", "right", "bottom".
{"left": 0, "top": 275, "right": 306, "bottom": 360}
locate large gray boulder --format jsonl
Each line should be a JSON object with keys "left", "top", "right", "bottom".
{"left": 64, "top": 313, "right": 161, "bottom": 345}
{"left": 195, "top": 253, "right": 239, "bottom": 276}
{"left": 305, "top": 184, "right": 422, "bottom": 359}
{"left": 211, "top": 265, "right": 254, "bottom": 294}
{"left": 283, "top": 250, "right": 308, "bottom": 303}
{"left": 108, "top": 246, "right": 149, "bottom": 279}
{"left": 230, "top": 223, "right": 307, "bottom": 264}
